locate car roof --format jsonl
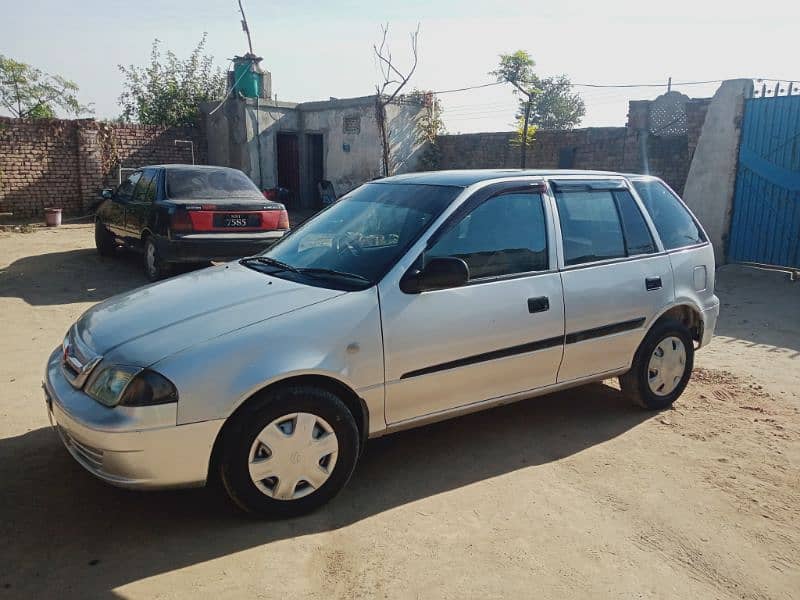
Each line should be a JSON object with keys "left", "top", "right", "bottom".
{"left": 373, "top": 169, "right": 632, "bottom": 187}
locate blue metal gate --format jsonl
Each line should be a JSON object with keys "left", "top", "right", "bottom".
{"left": 728, "top": 94, "right": 800, "bottom": 268}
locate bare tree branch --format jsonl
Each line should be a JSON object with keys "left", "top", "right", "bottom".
{"left": 373, "top": 22, "right": 419, "bottom": 105}
{"left": 372, "top": 23, "right": 421, "bottom": 177}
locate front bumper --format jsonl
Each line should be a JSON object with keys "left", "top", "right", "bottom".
{"left": 699, "top": 298, "right": 720, "bottom": 348}
{"left": 160, "top": 231, "right": 287, "bottom": 263}
{"left": 44, "top": 348, "right": 224, "bottom": 489}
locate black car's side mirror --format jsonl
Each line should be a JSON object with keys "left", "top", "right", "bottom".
{"left": 400, "top": 257, "right": 469, "bottom": 294}
{"left": 101, "top": 189, "right": 113, "bottom": 200}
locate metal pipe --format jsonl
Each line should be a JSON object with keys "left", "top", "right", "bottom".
{"left": 174, "top": 140, "right": 195, "bottom": 165}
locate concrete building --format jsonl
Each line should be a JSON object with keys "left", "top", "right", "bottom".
{"left": 202, "top": 95, "right": 428, "bottom": 209}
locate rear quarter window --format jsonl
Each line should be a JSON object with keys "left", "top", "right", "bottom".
{"left": 632, "top": 179, "right": 706, "bottom": 250}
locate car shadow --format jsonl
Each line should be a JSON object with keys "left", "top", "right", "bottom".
{"left": 0, "top": 247, "right": 210, "bottom": 307}
{"left": 0, "top": 247, "right": 145, "bottom": 306}
{"left": 0, "top": 382, "right": 650, "bottom": 598}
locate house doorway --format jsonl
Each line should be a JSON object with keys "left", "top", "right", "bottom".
{"left": 306, "top": 134, "right": 324, "bottom": 208}
{"left": 276, "top": 133, "right": 300, "bottom": 207}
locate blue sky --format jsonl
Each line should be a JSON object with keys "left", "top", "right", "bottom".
{"left": 2, "top": 0, "right": 799, "bottom": 131}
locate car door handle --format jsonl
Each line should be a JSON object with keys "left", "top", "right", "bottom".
{"left": 527, "top": 296, "right": 550, "bottom": 313}
{"left": 645, "top": 277, "right": 662, "bottom": 291}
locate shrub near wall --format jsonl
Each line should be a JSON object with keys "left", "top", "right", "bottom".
{"left": 0, "top": 117, "right": 206, "bottom": 219}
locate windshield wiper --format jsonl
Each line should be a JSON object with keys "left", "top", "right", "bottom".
{"left": 296, "top": 267, "right": 372, "bottom": 284}
{"left": 240, "top": 256, "right": 301, "bottom": 273}
{"left": 241, "top": 259, "right": 370, "bottom": 285}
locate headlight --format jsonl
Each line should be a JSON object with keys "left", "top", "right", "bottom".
{"left": 85, "top": 367, "right": 178, "bottom": 407}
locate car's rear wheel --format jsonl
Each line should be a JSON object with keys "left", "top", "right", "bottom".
{"left": 619, "top": 318, "right": 694, "bottom": 410}
{"left": 218, "top": 384, "right": 359, "bottom": 518}
{"left": 95, "top": 221, "right": 116, "bottom": 257}
{"left": 143, "top": 236, "right": 169, "bottom": 281}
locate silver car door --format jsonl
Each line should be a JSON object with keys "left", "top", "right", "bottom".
{"left": 379, "top": 181, "right": 565, "bottom": 425}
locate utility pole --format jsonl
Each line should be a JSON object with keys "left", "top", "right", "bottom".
{"left": 238, "top": 0, "right": 254, "bottom": 55}
{"left": 667, "top": 76, "right": 672, "bottom": 92}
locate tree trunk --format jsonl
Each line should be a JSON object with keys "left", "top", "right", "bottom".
{"left": 376, "top": 97, "right": 390, "bottom": 177}
{"left": 520, "top": 97, "right": 531, "bottom": 169}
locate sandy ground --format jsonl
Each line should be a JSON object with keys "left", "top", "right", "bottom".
{"left": 0, "top": 223, "right": 798, "bottom": 600}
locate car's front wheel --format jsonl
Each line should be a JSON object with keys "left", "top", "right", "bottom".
{"left": 217, "top": 384, "right": 360, "bottom": 518}
{"left": 620, "top": 318, "right": 694, "bottom": 410}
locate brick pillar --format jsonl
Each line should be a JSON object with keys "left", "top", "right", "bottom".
{"left": 76, "top": 121, "right": 104, "bottom": 212}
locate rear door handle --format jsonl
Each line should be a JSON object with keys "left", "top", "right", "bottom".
{"left": 527, "top": 296, "right": 549, "bottom": 313}
{"left": 645, "top": 277, "right": 662, "bottom": 291}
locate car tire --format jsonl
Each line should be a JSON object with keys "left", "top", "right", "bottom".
{"left": 143, "top": 236, "right": 169, "bottom": 281}
{"left": 619, "top": 318, "right": 694, "bottom": 410}
{"left": 95, "top": 221, "right": 116, "bottom": 257}
{"left": 218, "top": 384, "right": 360, "bottom": 518}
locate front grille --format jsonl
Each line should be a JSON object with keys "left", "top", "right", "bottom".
{"left": 58, "top": 426, "right": 104, "bottom": 471}
{"left": 61, "top": 326, "right": 102, "bottom": 389}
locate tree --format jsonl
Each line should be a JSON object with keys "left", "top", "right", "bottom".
{"left": 0, "top": 56, "right": 92, "bottom": 119}
{"left": 491, "top": 50, "right": 585, "bottom": 166}
{"left": 118, "top": 34, "right": 226, "bottom": 127}
{"left": 523, "top": 74, "right": 586, "bottom": 130}
{"left": 373, "top": 23, "right": 420, "bottom": 176}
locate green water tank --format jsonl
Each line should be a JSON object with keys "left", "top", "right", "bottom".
{"left": 232, "top": 56, "right": 262, "bottom": 98}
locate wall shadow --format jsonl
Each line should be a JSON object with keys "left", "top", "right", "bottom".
{"left": 0, "top": 383, "right": 650, "bottom": 598}
{"left": 714, "top": 264, "right": 800, "bottom": 358}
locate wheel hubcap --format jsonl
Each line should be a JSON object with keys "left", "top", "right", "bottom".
{"left": 146, "top": 243, "right": 156, "bottom": 274}
{"left": 248, "top": 412, "right": 339, "bottom": 501}
{"left": 647, "top": 336, "right": 687, "bottom": 396}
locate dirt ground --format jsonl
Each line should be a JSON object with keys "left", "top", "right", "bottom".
{"left": 1, "top": 223, "right": 798, "bottom": 600}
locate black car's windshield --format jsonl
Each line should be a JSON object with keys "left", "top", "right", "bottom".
{"left": 166, "top": 168, "right": 263, "bottom": 200}
{"left": 247, "top": 183, "right": 460, "bottom": 287}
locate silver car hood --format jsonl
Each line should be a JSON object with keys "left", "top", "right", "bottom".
{"left": 75, "top": 262, "right": 344, "bottom": 366}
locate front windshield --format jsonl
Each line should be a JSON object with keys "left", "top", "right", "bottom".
{"left": 256, "top": 183, "right": 461, "bottom": 285}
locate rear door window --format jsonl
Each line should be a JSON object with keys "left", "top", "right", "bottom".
{"left": 632, "top": 179, "right": 706, "bottom": 250}
{"left": 131, "top": 171, "right": 155, "bottom": 203}
{"left": 554, "top": 190, "right": 626, "bottom": 265}
{"left": 554, "top": 188, "right": 656, "bottom": 265}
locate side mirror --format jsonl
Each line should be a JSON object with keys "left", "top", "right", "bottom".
{"left": 400, "top": 257, "right": 469, "bottom": 293}
{"left": 101, "top": 189, "right": 113, "bottom": 200}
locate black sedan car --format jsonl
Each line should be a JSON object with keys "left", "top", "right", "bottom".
{"left": 95, "top": 165, "right": 289, "bottom": 280}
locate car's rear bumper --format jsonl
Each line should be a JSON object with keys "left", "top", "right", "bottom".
{"left": 160, "top": 231, "right": 287, "bottom": 263}
{"left": 43, "top": 348, "right": 223, "bottom": 490}
{"left": 699, "top": 297, "right": 720, "bottom": 348}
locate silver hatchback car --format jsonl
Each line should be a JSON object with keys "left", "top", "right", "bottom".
{"left": 44, "top": 170, "right": 719, "bottom": 517}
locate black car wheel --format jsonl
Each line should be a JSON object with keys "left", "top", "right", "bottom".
{"left": 143, "top": 236, "right": 169, "bottom": 281}
{"left": 619, "top": 318, "right": 695, "bottom": 410}
{"left": 218, "top": 384, "right": 360, "bottom": 518}
{"left": 95, "top": 221, "right": 116, "bottom": 257}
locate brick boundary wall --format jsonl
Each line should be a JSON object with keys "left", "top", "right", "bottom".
{"left": 0, "top": 117, "right": 207, "bottom": 218}
{"left": 436, "top": 98, "right": 710, "bottom": 195}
